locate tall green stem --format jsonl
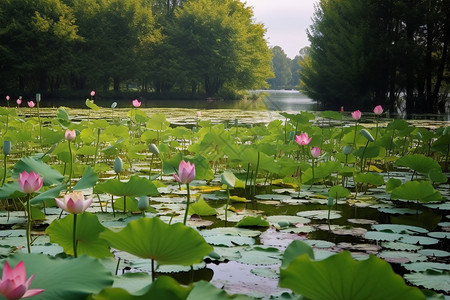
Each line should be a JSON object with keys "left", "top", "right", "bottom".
{"left": 360, "top": 140, "right": 370, "bottom": 172}
{"left": 37, "top": 100, "right": 42, "bottom": 146}
{"left": 2, "top": 154, "right": 7, "bottom": 186}
{"left": 225, "top": 186, "right": 230, "bottom": 225}
{"left": 183, "top": 183, "right": 191, "bottom": 225}
{"left": 26, "top": 194, "right": 32, "bottom": 253}
{"left": 353, "top": 121, "right": 358, "bottom": 147}
{"left": 67, "top": 141, "right": 73, "bottom": 189}
{"left": 93, "top": 128, "right": 100, "bottom": 167}
{"left": 73, "top": 213, "right": 78, "bottom": 258}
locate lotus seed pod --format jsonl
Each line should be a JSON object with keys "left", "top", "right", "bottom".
{"left": 148, "top": 143, "right": 159, "bottom": 156}
{"left": 288, "top": 131, "right": 295, "bottom": 141}
{"left": 138, "top": 196, "right": 149, "bottom": 211}
{"left": 3, "top": 140, "right": 11, "bottom": 155}
{"left": 327, "top": 197, "right": 335, "bottom": 206}
{"left": 114, "top": 157, "right": 123, "bottom": 173}
{"left": 360, "top": 129, "right": 374, "bottom": 142}
{"left": 342, "top": 145, "right": 353, "bottom": 155}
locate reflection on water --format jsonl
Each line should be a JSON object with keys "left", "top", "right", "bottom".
{"left": 45, "top": 90, "right": 316, "bottom": 113}
{"left": 255, "top": 89, "right": 317, "bottom": 112}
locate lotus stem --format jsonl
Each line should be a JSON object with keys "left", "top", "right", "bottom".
{"left": 26, "top": 194, "right": 32, "bottom": 253}
{"left": 37, "top": 100, "right": 42, "bottom": 146}
{"left": 96, "top": 194, "right": 104, "bottom": 213}
{"left": 73, "top": 213, "right": 78, "bottom": 258}
{"left": 2, "top": 154, "right": 7, "bottom": 186}
{"left": 375, "top": 117, "right": 379, "bottom": 141}
{"left": 151, "top": 259, "right": 155, "bottom": 282}
{"left": 123, "top": 196, "right": 126, "bottom": 213}
{"left": 149, "top": 155, "right": 154, "bottom": 178}
{"left": 93, "top": 128, "right": 100, "bottom": 167}
{"left": 360, "top": 140, "right": 369, "bottom": 172}
{"left": 253, "top": 152, "right": 260, "bottom": 199}
{"left": 183, "top": 183, "right": 191, "bottom": 225}
{"left": 67, "top": 140, "right": 73, "bottom": 189}
{"left": 310, "top": 157, "right": 315, "bottom": 188}
{"left": 115, "top": 258, "right": 121, "bottom": 276}
{"left": 353, "top": 121, "right": 358, "bottom": 148}
{"left": 225, "top": 186, "right": 230, "bottom": 225}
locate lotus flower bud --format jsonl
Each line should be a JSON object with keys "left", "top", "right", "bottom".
{"left": 327, "top": 197, "right": 335, "bottom": 206}
{"left": 3, "top": 140, "right": 11, "bottom": 156}
{"left": 311, "top": 146, "right": 321, "bottom": 158}
{"left": 360, "top": 129, "right": 374, "bottom": 142}
{"left": 288, "top": 131, "right": 295, "bottom": 141}
{"left": 373, "top": 105, "right": 383, "bottom": 115}
{"left": 148, "top": 144, "right": 159, "bottom": 156}
{"left": 351, "top": 110, "right": 361, "bottom": 120}
{"left": 114, "top": 157, "right": 123, "bottom": 173}
{"left": 173, "top": 160, "right": 195, "bottom": 184}
{"left": 221, "top": 170, "right": 236, "bottom": 187}
{"left": 111, "top": 102, "right": 117, "bottom": 109}
{"left": 35, "top": 93, "right": 41, "bottom": 103}
{"left": 132, "top": 99, "right": 141, "bottom": 107}
{"left": 65, "top": 129, "right": 76, "bottom": 141}
{"left": 342, "top": 145, "right": 353, "bottom": 155}
{"left": 18, "top": 171, "right": 43, "bottom": 194}
{"left": 138, "top": 196, "right": 149, "bottom": 211}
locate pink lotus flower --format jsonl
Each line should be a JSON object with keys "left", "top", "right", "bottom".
{"left": 90, "top": 91, "right": 95, "bottom": 97}
{"left": 18, "top": 171, "right": 43, "bottom": 194}
{"left": 65, "top": 129, "right": 76, "bottom": 141}
{"left": 340, "top": 106, "right": 344, "bottom": 113}
{"left": 311, "top": 147, "right": 321, "bottom": 158}
{"left": 6, "top": 96, "right": 10, "bottom": 101}
{"left": 373, "top": 105, "right": 383, "bottom": 115}
{"left": 351, "top": 110, "right": 361, "bottom": 120}
{"left": 16, "top": 99, "right": 22, "bottom": 105}
{"left": 27, "top": 101, "right": 35, "bottom": 108}
{"left": 173, "top": 160, "right": 195, "bottom": 184}
{"left": 197, "top": 111, "right": 201, "bottom": 117}
{"left": 55, "top": 191, "right": 93, "bottom": 214}
{"left": 295, "top": 133, "right": 312, "bottom": 146}
{"left": 0, "top": 261, "right": 44, "bottom": 300}
{"left": 132, "top": 99, "right": 141, "bottom": 107}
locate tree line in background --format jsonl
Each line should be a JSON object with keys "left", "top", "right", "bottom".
{"left": 0, "top": 0, "right": 272, "bottom": 99}
{"left": 299, "top": 0, "right": 449, "bottom": 114}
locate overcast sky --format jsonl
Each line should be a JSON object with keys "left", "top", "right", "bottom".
{"left": 242, "top": 0, "right": 317, "bottom": 59}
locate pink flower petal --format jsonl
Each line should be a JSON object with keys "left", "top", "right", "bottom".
{"left": 23, "top": 288, "right": 44, "bottom": 298}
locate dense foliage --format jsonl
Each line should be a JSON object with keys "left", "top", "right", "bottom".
{"left": 300, "top": 0, "right": 450, "bottom": 114}
{"left": 0, "top": 0, "right": 272, "bottom": 98}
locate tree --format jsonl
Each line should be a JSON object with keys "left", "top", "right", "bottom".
{"left": 267, "top": 46, "right": 291, "bottom": 89}
{"left": 165, "top": 0, "right": 272, "bottom": 96}
{"left": 0, "top": 0, "right": 79, "bottom": 93}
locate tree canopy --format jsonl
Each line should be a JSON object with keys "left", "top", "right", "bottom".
{"left": 300, "top": 0, "right": 449, "bottom": 114}
{"left": 0, "top": 0, "right": 272, "bottom": 98}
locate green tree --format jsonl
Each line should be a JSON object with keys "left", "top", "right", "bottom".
{"left": 0, "top": 0, "right": 79, "bottom": 93}
{"left": 166, "top": 0, "right": 272, "bottom": 96}
{"left": 267, "top": 46, "right": 292, "bottom": 89}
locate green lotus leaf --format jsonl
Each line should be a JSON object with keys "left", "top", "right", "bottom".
{"left": 30, "top": 183, "right": 67, "bottom": 205}
{"left": 353, "top": 146, "right": 385, "bottom": 159}
{"left": 404, "top": 271, "right": 450, "bottom": 293}
{"left": 88, "top": 275, "right": 191, "bottom": 300}
{"left": 46, "top": 212, "right": 112, "bottom": 258}
{"left": 146, "top": 113, "right": 170, "bottom": 131}
{"left": 394, "top": 154, "right": 441, "bottom": 175}
{"left": 236, "top": 216, "right": 269, "bottom": 228}
{"left": 390, "top": 181, "right": 442, "bottom": 202}
{"left": 385, "top": 178, "right": 402, "bottom": 192}
{"left": 13, "top": 156, "right": 64, "bottom": 186}
{"left": 101, "top": 137, "right": 125, "bottom": 156}
{"left": 86, "top": 99, "right": 100, "bottom": 111}
{"left": 281, "top": 240, "right": 314, "bottom": 268}
{"left": 329, "top": 186, "right": 351, "bottom": 199}
{"left": 187, "top": 280, "right": 253, "bottom": 300}
{"left": 100, "top": 217, "right": 213, "bottom": 265}
{"left": 0, "top": 181, "right": 26, "bottom": 199}
{"left": 431, "top": 134, "right": 450, "bottom": 153}
{"left": 319, "top": 110, "right": 342, "bottom": 121}
{"left": 73, "top": 167, "right": 98, "bottom": 191}
{"left": 162, "top": 152, "right": 183, "bottom": 175}
{"left": 56, "top": 107, "right": 71, "bottom": 128}
{"left": 280, "top": 251, "right": 425, "bottom": 300}
{"left": 302, "top": 161, "right": 341, "bottom": 184}
{"left": 428, "top": 168, "right": 448, "bottom": 184}
{"left": 94, "top": 175, "right": 159, "bottom": 197}
{"left": 354, "top": 172, "right": 384, "bottom": 186}
{"left": 1, "top": 252, "right": 114, "bottom": 300}
{"left": 386, "top": 119, "right": 409, "bottom": 131}
{"left": 188, "top": 199, "right": 217, "bottom": 216}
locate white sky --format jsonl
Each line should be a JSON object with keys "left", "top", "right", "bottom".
{"left": 242, "top": 0, "right": 317, "bottom": 59}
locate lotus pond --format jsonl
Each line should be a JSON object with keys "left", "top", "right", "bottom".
{"left": 0, "top": 103, "right": 449, "bottom": 300}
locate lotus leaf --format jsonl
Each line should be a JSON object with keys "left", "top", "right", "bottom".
{"left": 73, "top": 167, "right": 98, "bottom": 190}
{"left": 390, "top": 181, "right": 442, "bottom": 202}
{"left": 280, "top": 251, "right": 425, "bottom": 300}
{"left": 86, "top": 99, "right": 100, "bottom": 111}
{"left": 94, "top": 175, "right": 159, "bottom": 197}
{"left": 329, "top": 186, "right": 350, "bottom": 199}
{"left": 404, "top": 271, "right": 450, "bottom": 293}
{"left": 46, "top": 212, "right": 112, "bottom": 258}
{"left": 100, "top": 217, "right": 213, "bottom": 265}
{"left": 236, "top": 216, "right": 270, "bottom": 228}
{"left": 13, "top": 156, "right": 64, "bottom": 186}
{"left": 354, "top": 172, "right": 384, "bottom": 185}
{"left": 394, "top": 154, "right": 441, "bottom": 175}
{"left": 188, "top": 199, "right": 217, "bottom": 216}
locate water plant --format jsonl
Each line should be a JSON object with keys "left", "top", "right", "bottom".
{"left": 0, "top": 260, "right": 44, "bottom": 300}
{"left": 173, "top": 160, "right": 196, "bottom": 225}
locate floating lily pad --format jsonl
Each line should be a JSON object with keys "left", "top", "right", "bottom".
{"left": 372, "top": 224, "right": 428, "bottom": 234}
{"left": 347, "top": 218, "right": 378, "bottom": 225}
{"left": 266, "top": 215, "right": 311, "bottom": 226}
{"left": 404, "top": 271, "right": 450, "bottom": 293}
{"left": 418, "top": 249, "right": 450, "bottom": 257}
{"left": 201, "top": 227, "right": 261, "bottom": 238}
{"left": 377, "top": 207, "right": 422, "bottom": 215}
{"left": 365, "top": 231, "right": 403, "bottom": 242}
{"left": 303, "top": 240, "right": 336, "bottom": 248}
{"left": 204, "top": 235, "right": 255, "bottom": 247}
{"left": 399, "top": 235, "right": 439, "bottom": 246}
{"left": 437, "top": 222, "right": 450, "bottom": 227}
{"left": 423, "top": 202, "right": 450, "bottom": 210}
{"left": 378, "top": 251, "right": 427, "bottom": 263}
{"left": 381, "top": 242, "right": 423, "bottom": 251}
{"left": 250, "top": 267, "right": 279, "bottom": 279}
{"left": 236, "top": 247, "right": 281, "bottom": 265}
{"left": 427, "top": 232, "right": 450, "bottom": 239}
{"left": 296, "top": 210, "right": 342, "bottom": 220}
{"left": 255, "top": 194, "right": 292, "bottom": 201}
{"left": 402, "top": 262, "right": 450, "bottom": 272}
